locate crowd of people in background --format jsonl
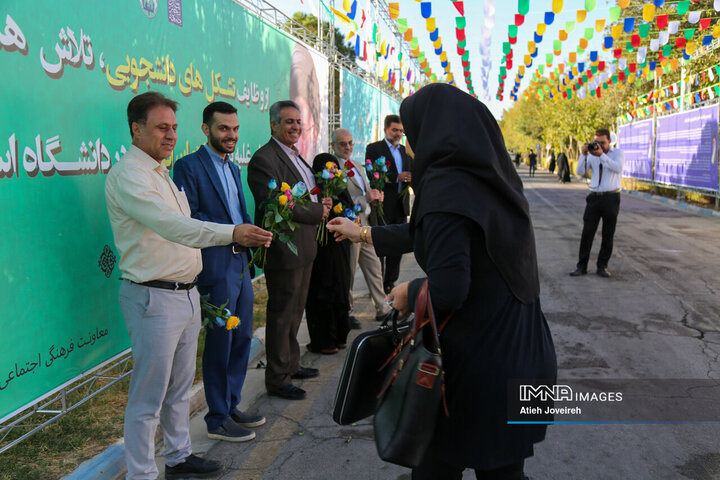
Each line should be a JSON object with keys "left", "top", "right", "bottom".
{"left": 512, "top": 149, "right": 572, "bottom": 183}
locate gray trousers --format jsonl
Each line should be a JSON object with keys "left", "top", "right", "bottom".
{"left": 119, "top": 280, "right": 201, "bottom": 480}
{"left": 350, "top": 241, "right": 390, "bottom": 316}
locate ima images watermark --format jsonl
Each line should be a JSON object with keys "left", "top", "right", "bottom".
{"left": 519, "top": 384, "right": 623, "bottom": 402}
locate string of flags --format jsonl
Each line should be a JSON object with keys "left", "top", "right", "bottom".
{"left": 479, "top": 1, "right": 495, "bottom": 100}
{"left": 304, "top": 0, "right": 720, "bottom": 104}
{"left": 523, "top": 0, "right": 720, "bottom": 104}
{"left": 619, "top": 64, "right": 720, "bottom": 121}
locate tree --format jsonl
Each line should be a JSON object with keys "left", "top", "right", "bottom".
{"left": 289, "top": 12, "right": 356, "bottom": 61}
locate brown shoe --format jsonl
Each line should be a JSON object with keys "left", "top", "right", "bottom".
{"left": 569, "top": 267, "right": 587, "bottom": 276}
{"left": 596, "top": 267, "right": 611, "bottom": 278}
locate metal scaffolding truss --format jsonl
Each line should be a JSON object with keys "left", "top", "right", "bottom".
{"left": 370, "top": 0, "right": 424, "bottom": 81}
{"left": 235, "top": 0, "right": 404, "bottom": 102}
{"left": 0, "top": 350, "right": 133, "bottom": 454}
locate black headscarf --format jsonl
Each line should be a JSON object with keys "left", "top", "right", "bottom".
{"left": 312, "top": 152, "right": 338, "bottom": 173}
{"left": 400, "top": 84, "right": 539, "bottom": 304}
{"left": 311, "top": 153, "right": 353, "bottom": 207}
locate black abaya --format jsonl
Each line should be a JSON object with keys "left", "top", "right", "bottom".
{"left": 373, "top": 216, "right": 556, "bottom": 470}
{"left": 305, "top": 154, "right": 353, "bottom": 351}
{"left": 377, "top": 83, "right": 558, "bottom": 472}
{"left": 557, "top": 152, "right": 571, "bottom": 183}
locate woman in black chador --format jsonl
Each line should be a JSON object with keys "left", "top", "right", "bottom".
{"left": 557, "top": 150, "right": 571, "bottom": 183}
{"left": 305, "top": 153, "right": 353, "bottom": 354}
{"left": 328, "top": 84, "right": 556, "bottom": 479}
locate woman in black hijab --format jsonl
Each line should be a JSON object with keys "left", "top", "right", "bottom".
{"left": 557, "top": 150, "right": 571, "bottom": 183}
{"left": 328, "top": 84, "right": 556, "bottom": 479}
{"left": 305, "top": 153, "right": 354, "bottom": 354}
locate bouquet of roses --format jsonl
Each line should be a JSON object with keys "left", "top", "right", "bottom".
{"left": 314, "top": 160, "right": 351, "bottom": 245}
{"left": 365, "top": 156, "right": 391, "bottom": 224}
{"left": 200, "top": 295, "right": 240, "bottom": 330}
{"left": 241, "top": 179, "right": 310, "bottom": 277}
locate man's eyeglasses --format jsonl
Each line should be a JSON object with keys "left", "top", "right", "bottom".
{"left": 337, "top": 141, "right": 353, "bottom": 147}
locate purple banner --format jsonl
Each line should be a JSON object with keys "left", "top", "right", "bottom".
{"left": 618, "top": 119, "right": 654, "bottom": 180}
{"left": 655, "top": 105, "right": 719, "bottom": 190}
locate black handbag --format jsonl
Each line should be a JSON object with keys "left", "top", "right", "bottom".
{"left": 332, "top": 311, "right": 412, "bottom": 425}
{"left": 373, "top": 280, "right": 449, "bottom": 468}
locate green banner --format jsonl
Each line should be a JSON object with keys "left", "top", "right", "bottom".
{"left": 0, "top": 0, "right": 328, "bottom": 420}
{"left": 340, "top": 70, "right": 401, "bottom": 165}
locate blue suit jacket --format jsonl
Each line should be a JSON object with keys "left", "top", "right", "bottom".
{"left": 173, "top": 146, "right": 252, "bottom": 286}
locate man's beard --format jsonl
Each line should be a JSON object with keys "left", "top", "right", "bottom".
{"left": 210, "top": 135, "right": 235, "bottom": 154}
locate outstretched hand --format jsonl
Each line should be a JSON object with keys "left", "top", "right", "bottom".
{"left": 327, "top": 217, "right": 362, "bottom": 242}
{"left": 233, "top": 224, "right": 273, "bottom": 248}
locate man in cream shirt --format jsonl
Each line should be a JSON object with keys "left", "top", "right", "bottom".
{"left": 105, "top": 92, "right": 272, "bottom": 480}
{"left": 332, "top": 128, "right": 391, "bottom": 323}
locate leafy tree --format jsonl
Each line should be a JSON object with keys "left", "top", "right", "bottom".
{"left": 289, "top": 12, "right": 356, "bottom": 61}
{"left": 500, "top": 0, "right": 720, "bottom": 159}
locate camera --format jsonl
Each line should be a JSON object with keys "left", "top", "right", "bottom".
{"left": 588, "top": 141, "right": 601, "bottom": 152}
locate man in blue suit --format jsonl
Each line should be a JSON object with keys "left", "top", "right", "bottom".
{"left": 173, "top": 102, "right": 271, "bottom": 442}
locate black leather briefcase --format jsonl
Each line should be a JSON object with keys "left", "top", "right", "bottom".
{"left": 332, "top": 311, "right": 412, "bottom": 425}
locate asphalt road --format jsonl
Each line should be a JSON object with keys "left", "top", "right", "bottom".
{"left": 200, "top": 168, "right": 720, "bottom": 480}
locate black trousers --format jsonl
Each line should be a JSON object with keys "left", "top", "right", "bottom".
{"left": 577, "top": 192, "right": 620, "bottom": 269}
{"left": 412, "top": 455, "right": 525, "bottom": 480}
{"left": 380, "top": 254, "right": 401, "bottom": 288}
{"left": 379, "top": 203, "right": 406, "bottom": 289}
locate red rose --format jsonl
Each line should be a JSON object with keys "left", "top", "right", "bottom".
{"left": 345, "top": 161, "right": 354, "bottom": 170}
{"left": 386, "top": 160, "right": 392, "bottom": 167}
{"left": 310, "top": 186, "right": 321, "bottom": 195}
{"left": 347, "top": 170, "right": 355, "bottom": 177}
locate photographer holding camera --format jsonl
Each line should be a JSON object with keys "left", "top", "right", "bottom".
{"left": 569, "top": 128, "right": 625, "bottom": 278}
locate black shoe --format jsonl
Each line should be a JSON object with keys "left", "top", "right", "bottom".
{"left": 291, "top": 366, "right": 319, "bottom": 379}
{"left": 383, "top": 283, "right": 394, "bottom": 294}
{"left": 596, "top": 267, "right": 611, "bottom": 278}
{"left": 165, "top": 454, "right": 222, "bottom": 479}
{"left": 349, "top": 315, "right": 361, "bottom": 329}
{"left": 231, "top": 410, "right": 266, "bottom": 428}
{"left": 569, "top": 267, "right": 587, "bottom": 276}
{"left": 207, "top": 417, "right": 255, "bottom": 442}
{"left": 268, "top": 384, "right": 307, "bottom": 400}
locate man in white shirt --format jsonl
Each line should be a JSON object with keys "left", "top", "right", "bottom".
{"left": 331, "top": 128, "right": 391, "bottom": 323}
{"left": 569, "top": 128, "right": 625, "bottom": 278}
{"left": 105, "top": 92, "right": 272, "bottom": 479}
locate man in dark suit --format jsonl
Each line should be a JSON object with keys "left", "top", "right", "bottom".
{"left": 365, "top": 114, "right": 413, "bottom": 293}
{"left": 173, "top": 102, "right": 272, "bottom": 442}
{"left": 247, "top": 100, "right": 331, "bottom": 400}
